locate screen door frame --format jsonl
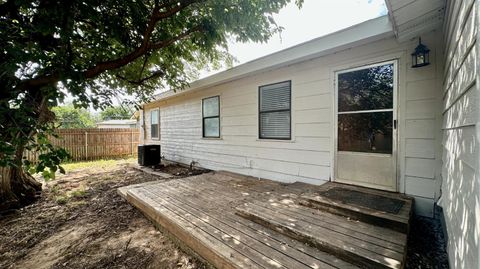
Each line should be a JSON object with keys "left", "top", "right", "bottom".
{"left": 333, "top": 59, "right": 399, "bottom": 191}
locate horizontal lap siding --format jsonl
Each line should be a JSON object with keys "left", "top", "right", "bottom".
{"left": 440, "top": 0, "right": 479, "bottom": 268}
{"left": 402, "top": 31, "right": 443, "bottom": 217}
{"left": 149, "top": 76, "right": 332, "bottom": 184}
{"left": 141, "top": 31, "right": 443, "bottom": 217}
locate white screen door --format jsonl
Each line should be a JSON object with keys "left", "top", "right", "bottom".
{"left": 334, "top": 61, "right": 397, "bottom": 191}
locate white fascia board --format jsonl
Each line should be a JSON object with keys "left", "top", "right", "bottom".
{"left": 153, "top": 15, "right": 393, "bottom": 102}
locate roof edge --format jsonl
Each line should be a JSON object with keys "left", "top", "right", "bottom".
{"left": 151, "top": 15, "right": 393, "bottom": 103}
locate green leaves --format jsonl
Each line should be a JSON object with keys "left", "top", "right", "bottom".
{"left": 1, "top": 0, "right": 301, "bottom": 181}
{"left": 51, "top": 105, "right": 96, "bottom": 129}
{"left": 21, "top": 130, "right": 70, "bottom": 181}
{"left": 100, "top": 105, "right": 133, "bottom": 121}
{"left": 2, "top": 0, "right": 299, "bottom": 107}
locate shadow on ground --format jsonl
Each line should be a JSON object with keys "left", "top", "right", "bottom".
{"left": 0, "top": 160, "right": 206, "bottom": 269}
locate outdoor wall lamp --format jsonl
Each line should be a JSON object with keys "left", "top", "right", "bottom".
{"left": 411, "top": 37, "right": 430, "bottom": 68}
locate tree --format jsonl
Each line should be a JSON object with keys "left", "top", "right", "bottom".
{"left": 100, "top": 106, "right": 133, "bottom": 121}
{"left": 52, "top": 105, "right": 97, "bottom": 128}
{"left": 0, "top": 0, "right": 303, "bottom": 210}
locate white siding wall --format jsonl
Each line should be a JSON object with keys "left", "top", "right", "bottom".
{"left": 142, "top": 31, "right": 443, "bottom": 216}
{"left": 440, "top": 0, "right": 479, "bottom": 268}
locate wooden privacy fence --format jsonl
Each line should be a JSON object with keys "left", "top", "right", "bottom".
{"left": 25, "top": 128, "right": 140, "bottom": 162}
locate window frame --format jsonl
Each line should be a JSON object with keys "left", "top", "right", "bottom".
{"left": 202, "top": 96, "right": 221, "bottom": 138}
{"left": 258, "top": 80, "right": 292, "bottom": 140}
{"left": 150, "top": 108, "right": 160, "bottom": 140}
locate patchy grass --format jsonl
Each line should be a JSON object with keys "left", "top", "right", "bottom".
{"left": 54, "top": 195, "right": 68, "bottom": 205}
{"left": 51, "top": 186, "right": 88, "bottom": 205}
{"left": 61, "top": 157, "right": 135, "bottom": 172}
{"left": 0, "top": 159, "right": 205, "bottom": 269}
{"left": 67, "top": 188, "right": 87, "bottom": 198}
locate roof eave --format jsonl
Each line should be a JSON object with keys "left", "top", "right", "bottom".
{"left": 385, "top": 0, "right": 445, "bottom": 42}
{"left": 151, "top": 15, "right": 393, "bottom": 104}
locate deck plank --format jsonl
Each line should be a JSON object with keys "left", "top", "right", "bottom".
{"left": 138, "top": 187, "right": 291, "bottom": 269}
{"left": 127, "top": 188, "right": 257, "bottom": 269}
{"left": 300, "top": 194, "right": 412, "bottom": 233}
{"left": 150, "top": 185, "right": 341, "bottom": 269}
{"left": 123, "top": 172, "right": 410, "bottom": 269}
{"left": 166, "top": 175, "right": 406, "bottom": 261}
{"left": 236, "top": 204, "right": 403, "bottom": 269}
{"left": 158, "top": 180, "right": 360, "bottom": 269}
{"left": 172, "top": 177, "right": 407, "bottom": 246}
{"left": 245, "top": 200, "right": 405, "bottom": 253}
{"left": 147, "top": 187, "right": 309, "bottom": 269}
{"left": 176, "top": 177, "right": 407, "bottom": 248}
{"left": 312, "top": 182, "right": 413, "bottom": 221}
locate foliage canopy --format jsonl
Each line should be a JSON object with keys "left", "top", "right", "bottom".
{"left": 52, "top": 105, "right": 97, "bottom": 129}
{"left": 100, "top": 106, "right": 133, "bottom": 121}
{"left": 0, "top": 0, "right": 303, "bottom": 207}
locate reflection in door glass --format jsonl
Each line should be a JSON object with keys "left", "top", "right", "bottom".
{"left": 338, "top": 64, "right": 394, "bottom": 112}
{"left": 338, "top": 112, "right": 393, "bottom": 154}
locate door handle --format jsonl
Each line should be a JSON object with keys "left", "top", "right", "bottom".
{"left": 394, "top": 119, "right": 397, "bottom": 130}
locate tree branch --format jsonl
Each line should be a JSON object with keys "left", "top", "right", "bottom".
{"left": 153, "top": 0, "right": 200, "bottom": 20}
{"left": 138, "top": 54, "right": 150, "bottom": 80}
{"left": 116, "top": 70, "right": 165, "bottom": 86}
{"left": 18, "top": 0, "right": 202, "bottom": 90}
{"left": 149, "top": 25, "right": 203, "bottom": 49}
{"left": 83, "top": 0, "right": 200, "bottom": 79}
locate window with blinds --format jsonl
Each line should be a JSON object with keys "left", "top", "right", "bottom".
{"left": 150, "top": 109, "right": 159, "bottom": 139}
{"left": 259, "top": 81, "right": 291, "bottom": 139}
{"left": 202, "top": 96, "right": 220, "bottom": 138}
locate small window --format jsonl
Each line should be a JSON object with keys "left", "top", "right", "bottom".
{"left": 202, "top": 96, "right": 220, "bottom": 138}
{"left": 150, "top": 109, "right": 159, "bottom": 139}
{"left": 259, "top": 81, "right": 291, "bottom": 139}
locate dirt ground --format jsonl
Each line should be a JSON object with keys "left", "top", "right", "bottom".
{"left": 0, "top": 159, "right": 208, "bottom": 269}
{"left": 0, "top": 158, "right": 449, "bottom": 269}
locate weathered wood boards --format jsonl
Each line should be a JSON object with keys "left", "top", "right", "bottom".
{"left": 123, "top": 172, "right": 411, "bottom": 269}
{"left": 236, "top": 202, "right": 406, "bottom": 269}
{"left": 300, "top": 182, "right": 413, "bottom": 233}
{"left": 24, "top": 128, "right": 140, "bottom": 162}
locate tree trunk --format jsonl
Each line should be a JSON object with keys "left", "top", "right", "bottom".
{"left": 0, "top": 167, "right": 16, "bottom": 211}
{"left": 0, "top": 95, "right": 52, "bottom": 212}
{"left": 0, "top": 166, "right": 42, "bottom": 212}
{"left": 0, "top": 143, "right": 43, "bottom": 212}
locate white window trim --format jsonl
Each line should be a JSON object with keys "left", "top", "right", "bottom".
{"left": 258, "top": 80, "right": 292, "bottom": 140}
{"left": 150, "top": 108, "right": 160, "bottom": 140}
{"left": 202, "top": 96, "right": 221, "bottom": 138}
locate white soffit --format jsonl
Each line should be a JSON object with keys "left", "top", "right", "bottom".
{"left": 153, "top": 15, "right": 393, "bottom": 103}
{"left": 386, "top": 0, "right": 446, "bottom": 42}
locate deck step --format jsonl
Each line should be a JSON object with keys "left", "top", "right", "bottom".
{"left": 125, "top": 176, "right": 361, "bottom": 269}
{"left": 236, "top": 200, "right": 407, "bottom": 269}
{"left": 299, "top": 183, "right": 414, "bottom": 233}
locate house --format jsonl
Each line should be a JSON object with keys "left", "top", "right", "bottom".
{"left": 96, "top": 119, "right": 138, "bottom": 129}
{"left": 139, "top": 1, "right": 478, "bottom": 268}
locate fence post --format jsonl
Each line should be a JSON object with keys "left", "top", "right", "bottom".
{"left": 85, "top": 131, "right": 88, "bottom": 161}
{"left": 130, "top": 129, "right": 134, "bottom": 156}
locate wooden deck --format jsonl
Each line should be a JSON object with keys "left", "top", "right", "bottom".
{"left": 119, "top": 171, "right": 412, "bottom": 269}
